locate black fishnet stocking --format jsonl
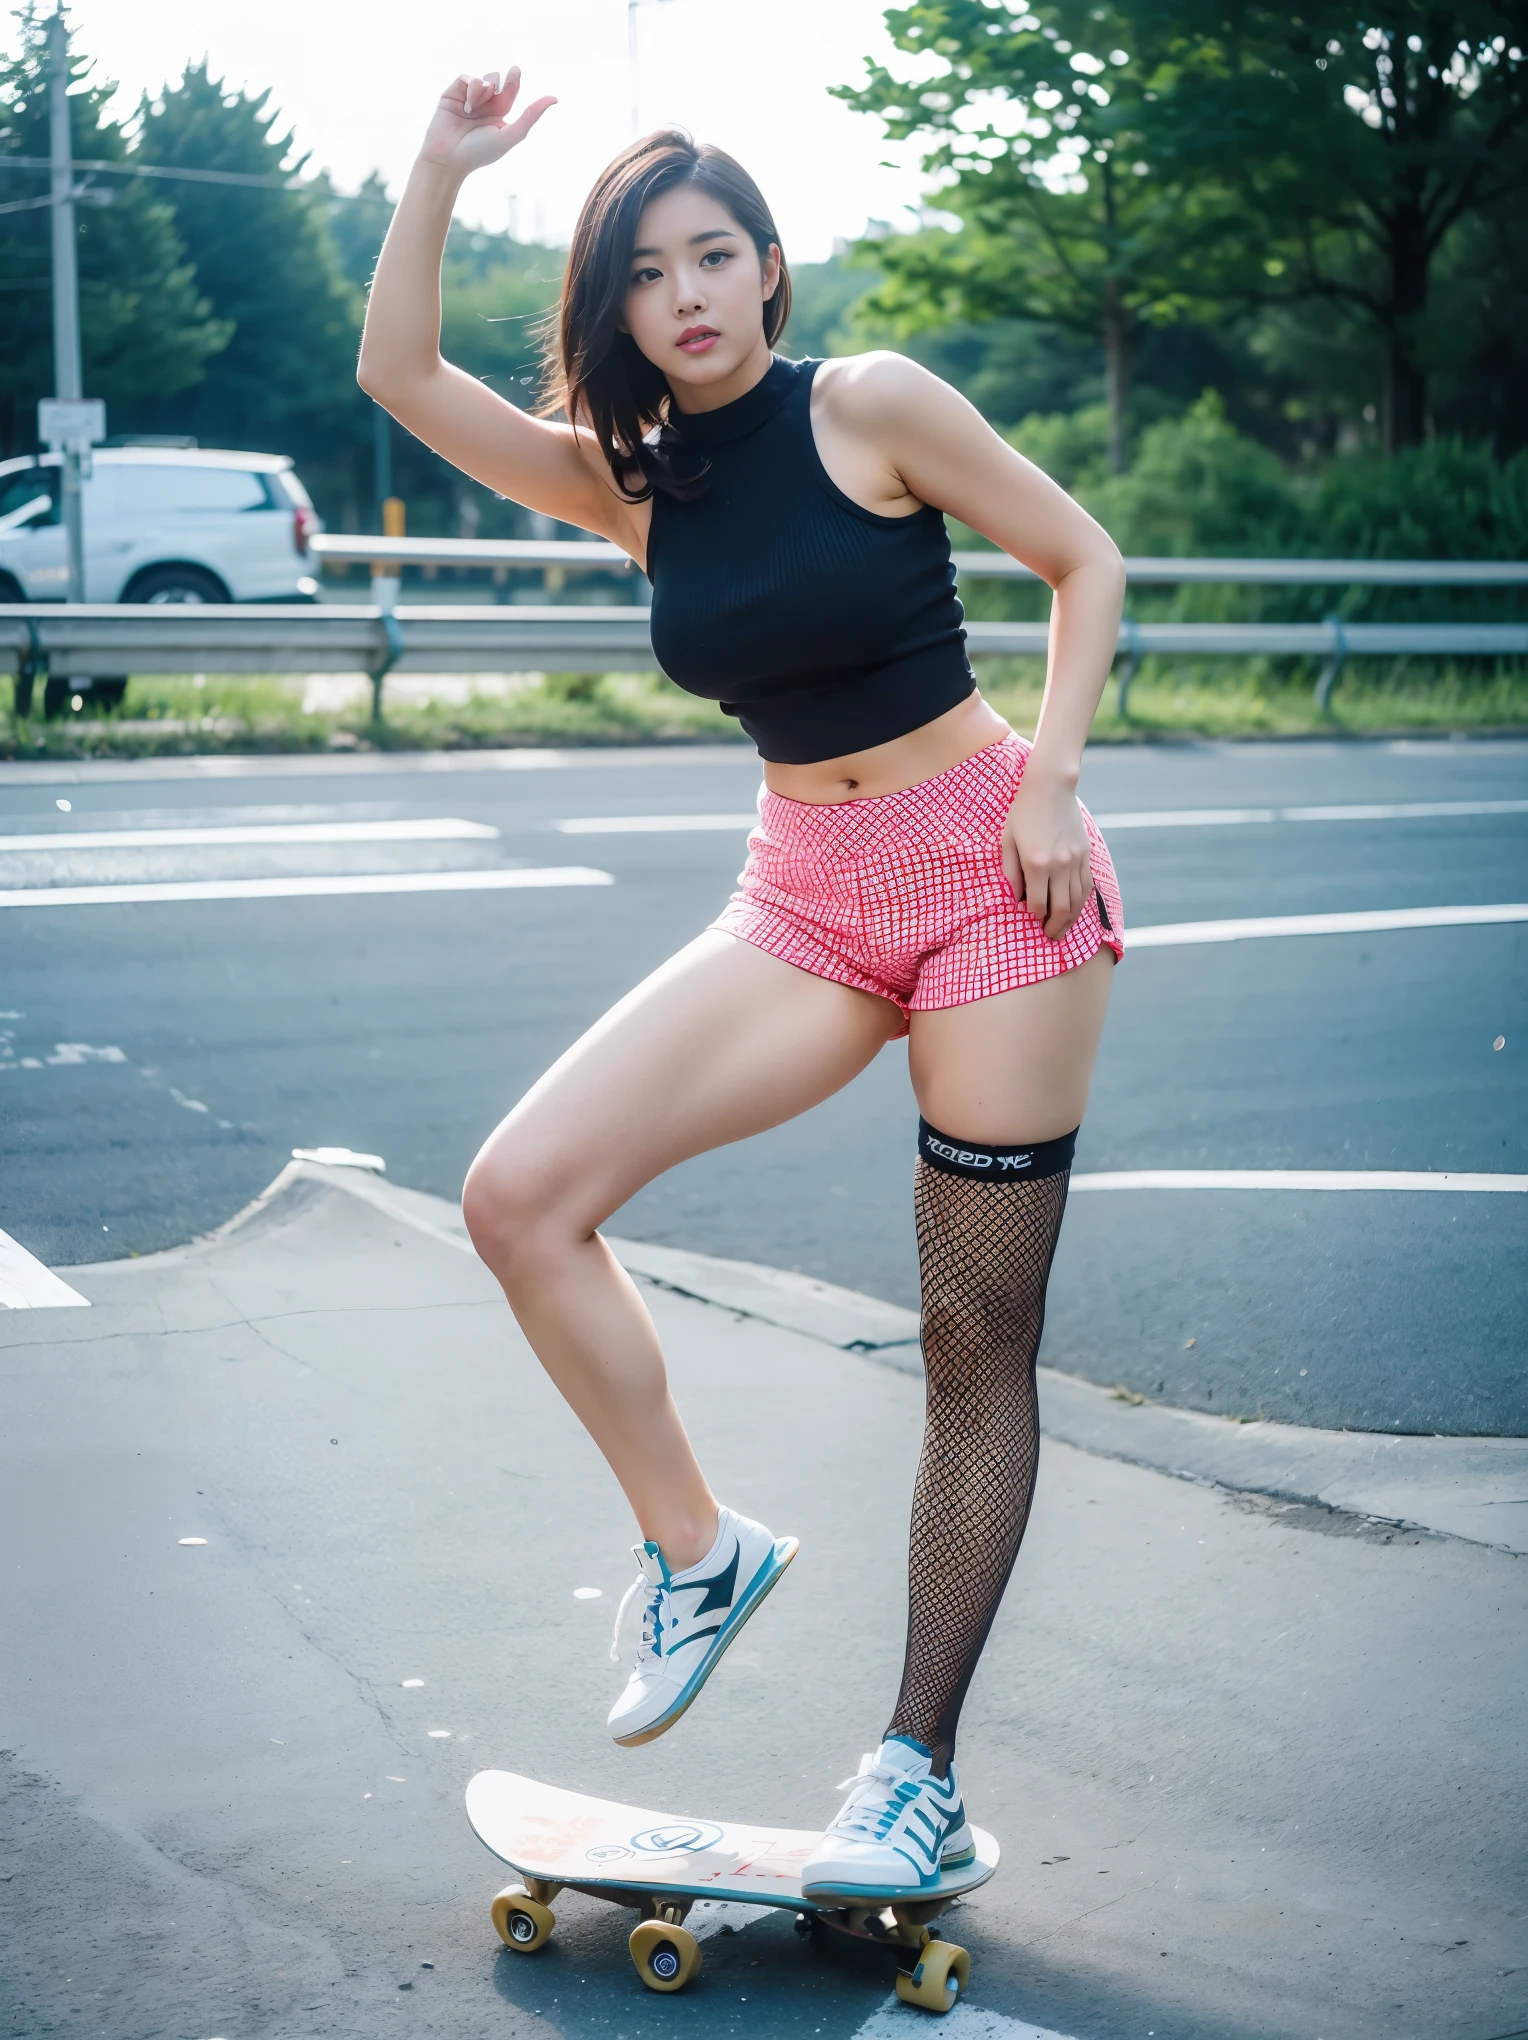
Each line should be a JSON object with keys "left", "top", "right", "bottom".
{"left": 885, "top": 1155, "right": 1071, "bottom": 1778}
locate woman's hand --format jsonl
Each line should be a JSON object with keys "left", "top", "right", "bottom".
{"left": 419, "top": 67, "right": 556, "bottom": 178}
{"left": 1002, "top": 763, "right": 1094, "bottom": 942}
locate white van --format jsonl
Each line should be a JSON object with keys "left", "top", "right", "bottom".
{"left": 0, "top": 446, "right": 324, "bottom": 606}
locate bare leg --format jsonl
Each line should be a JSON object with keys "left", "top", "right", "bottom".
{"left": 907, "top": 945, "right": 1115, "bottom": 1143}
{"left": 463, "top": 931, "right": 901, "bottom": 1568}
{"left": 890, "top": 951, "right": 1114, "bottom": 1773}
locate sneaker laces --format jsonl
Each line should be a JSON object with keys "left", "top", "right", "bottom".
{"left": 827, "top": 1754, "right": 920, "bottom": 1843}
{"left": 610, "top": 1568, "right": 667, "bottom": 1666}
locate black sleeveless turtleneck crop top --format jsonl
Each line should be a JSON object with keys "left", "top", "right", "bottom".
{"left": 645, "top": 355, "right": 975, "bottom": 764}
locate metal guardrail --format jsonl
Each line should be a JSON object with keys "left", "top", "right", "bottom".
{"left": 310, "top": 533, "right": 1528, "bottom": 588}
{"left": 2, "top": 605, "right": 1524, "bottom": 719}
{"left": 313, "top": 536, "right": 643, "bottom": 573}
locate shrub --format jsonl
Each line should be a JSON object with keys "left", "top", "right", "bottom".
{"left": 1081, "top": 393, "right": 1308, "bottom": 558}
{"left": 1311, "top": 437, "right": 1528, "bottom": 560}
{"left": 1006, "top": 405, "right": 1112, "bottom": 493}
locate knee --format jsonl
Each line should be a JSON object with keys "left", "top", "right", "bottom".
{"left": 462, "top": 1141, "right": 577, "bottom": 1282}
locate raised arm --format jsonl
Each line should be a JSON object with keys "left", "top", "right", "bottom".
{"left": 357, "top": 70, "right": 642, "bottom": 552}
{"left": 818, "top": 353, "right": 1126, "bottom": 939}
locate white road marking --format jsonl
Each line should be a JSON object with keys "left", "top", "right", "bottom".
{"left": 0, "top": 868, "right": 614, "bottom": 909}
{"left": 1130, "top": 903, "right": 1528, "bottom": 946}
{"left": 687, "top": 1899, "right": 776, "bottom": 1941}
{"left": 1095, "top": 799, "right": 1528, "bottom": 829}
{"left": 0, "top": 818, "right": 499, "bottom": 852}
{"left": 0, "top": 748, "right": 580, "bottom": 784}
{"left": 555, "top": 812, "right": 757, "bottom": 833}
{"left": 854, "top": 1998, "right": 1080, "bottom": 2040}
{"left": 1073, "top": 1169, "right": 1526, "bottom": 1193}
{"left": 0, "top": 1227, "right": 90, "bottom": 1309}
{"left": 1281, "top": 798, "right": 1528, "bottom": 822}
{"left": 1095, "top": 806, "right": 1277, "bottom": 829}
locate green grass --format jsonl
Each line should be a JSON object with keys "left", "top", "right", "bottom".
{"left": 981, "top": 654, "right": 1528, "bottom": 742}
{"left": 0, "top": 668, "right": 739, "bottom": 760}
{"left": 4, "top": 656, "right": 1525, "bottom": 760}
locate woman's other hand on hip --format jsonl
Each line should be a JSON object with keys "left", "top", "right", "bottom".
{"left": 1002, "top": 763, "right": 1092, "bottom": 942}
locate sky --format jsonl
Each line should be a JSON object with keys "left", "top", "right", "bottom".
{"left": 16, "top": 0, "right": 937, "bottom": 261}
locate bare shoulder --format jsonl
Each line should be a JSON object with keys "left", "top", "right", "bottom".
{"left": 813, "top": 351, "right": 967, "bottom": 433}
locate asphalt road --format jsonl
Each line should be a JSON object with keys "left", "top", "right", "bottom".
{"left": 2, "top": 734, "right": 1524, "bottom": 1433}
{"left": 4, "top": 1174, "right": 1522, "bottom": 2040}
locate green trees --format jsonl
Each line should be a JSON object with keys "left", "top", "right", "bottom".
{"left": 839, "top": 2, "right": 1230, "bottom": 470}
{"left": 1135, "top": 3, "right": 1528, "bottom": 451}
{"left": 131, "top": 64, "right": 368, "bottom": 480}
{"left": 840, "top": 2, "right": 1527, "bottom": 456}
{"left": 0, "top": 8, "right": 226, "bottom": 457}
{"left": 0, "top": 16, "right": 567, "bottom": 532}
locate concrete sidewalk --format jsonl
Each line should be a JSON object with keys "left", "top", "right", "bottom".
{"left": 1, "top": 1164, "right": 1524, "bottom": 2040}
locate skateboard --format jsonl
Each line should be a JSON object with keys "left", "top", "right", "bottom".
{"left": 466, "top": 1768, "right": 999, "bottom": 2015}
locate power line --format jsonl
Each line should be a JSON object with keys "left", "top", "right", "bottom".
{"left": 0, "top": 153, "right": 319, "bottom": 193}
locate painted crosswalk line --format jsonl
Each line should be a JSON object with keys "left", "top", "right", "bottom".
{"left": 0, "top": 867, "right": 614, "bottom": 909}
{"left": 1072, "top": 1169, "right": 1526, "bottom": 1193}
{"left": 0, "top": 818, "right": 498, "bottom": 852}
{"left": 1130, "top": 902, "right": 1527, "bottom": 946}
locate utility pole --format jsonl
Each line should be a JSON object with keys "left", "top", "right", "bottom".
{"left": 46, "top": 7, "right": 86, "bottom": 603}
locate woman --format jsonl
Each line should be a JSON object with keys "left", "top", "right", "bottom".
{"left": 359, "top": 66, "right": 1125, "bottom": 1906}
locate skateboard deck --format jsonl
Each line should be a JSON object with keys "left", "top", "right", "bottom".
{"left": 467, "top": 1768, "right": 999, "bottom": 2013}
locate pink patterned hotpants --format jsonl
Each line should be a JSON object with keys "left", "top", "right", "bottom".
{"left": 711, "top": 733, "right": 1124, "bottom": 1037}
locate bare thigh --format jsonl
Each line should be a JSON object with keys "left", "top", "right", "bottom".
{"left": 467, "top": 929, "right": 903, "bottom": 1232}
{"left": 907, "top": 948, "right": 1115, "bottom": 1143}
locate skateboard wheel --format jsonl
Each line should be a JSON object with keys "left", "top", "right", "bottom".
{"left": 491, "top": 1886, "right": 555, "bottom": 1953}
{"left": 629, "top": 1919, "right": 702, "bottom": 1992}
{"left": 894, "top": 1939, "right": 969, "bottom": 2014}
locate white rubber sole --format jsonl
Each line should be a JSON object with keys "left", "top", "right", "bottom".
{"left": 610, "top": 1535, "right": 799, "bottom": 1748}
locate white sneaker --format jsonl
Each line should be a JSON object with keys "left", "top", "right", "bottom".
{"left": 606, "top": 1506, "right": 798, "bottom": 1747}
{"left": 799, "top": 1737, "right": 975, "bottom": 1904}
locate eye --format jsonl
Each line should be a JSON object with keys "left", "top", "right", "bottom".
{"left": 699, "top": 249, "right": 731, "bottom": 268}
{"left": 630, "top": 265, "right": 662, "bottom": 286}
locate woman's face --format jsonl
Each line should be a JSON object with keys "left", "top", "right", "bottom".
{"left": 622, "top": 182, "right": 780, "bottom": 393}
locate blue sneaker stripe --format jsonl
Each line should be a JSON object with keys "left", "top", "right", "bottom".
{"left": 611, "top": 1537, "right": 797, "bottom": 1745}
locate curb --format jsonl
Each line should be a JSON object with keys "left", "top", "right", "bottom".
{"left": 72, "top": 1161, "right": 1528, "bottom": 1558}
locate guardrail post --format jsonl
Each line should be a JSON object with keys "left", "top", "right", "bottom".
{"left": 1115, "top": 615, "right": 1141, "bottom": 718}
{"left": 14, "top": 617, "right": 47, "bottom": 719}
{"left": 369, "top": 611, "right": 405, "bottom": 724}
{"left": 1314, "top": 615, "right": 1348, "bottom": 713}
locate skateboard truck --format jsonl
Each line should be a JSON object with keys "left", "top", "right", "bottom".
{"left": 629, "top": 1897, "right": 703, "bottom": 1992}
{"left": 813, "top": 1902, "right": 972, "bottom": 2013}
{"left": 490, "top": 1879, "right": 562, "bottom": 1954}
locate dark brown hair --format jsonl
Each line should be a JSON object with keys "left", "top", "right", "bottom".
{"left": 539, "top": 130, "right": 791, "bottom": 500}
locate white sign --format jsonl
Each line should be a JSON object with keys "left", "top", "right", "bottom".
{"left": 38, "top": 397, "right": 106, "bottom": 448}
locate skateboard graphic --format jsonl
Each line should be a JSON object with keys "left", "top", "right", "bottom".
{"left": 466, "top": 1768, "right": 999, "bottom": 2014}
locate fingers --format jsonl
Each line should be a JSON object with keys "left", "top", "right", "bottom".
{"left": 1011, "top": 855, "right": 1092, "bottom": 941}
{"left": 1023, "top": 864, "right": 1050, "bottom": 933}
{"left": 1043, "top": 863, "right": 1092, "bottom": 942}
{"left": 462, "top": 65, "right": 524, "bottom": 120}
{"left": 505, "top": 94, "right": 558, "bottom": 145}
